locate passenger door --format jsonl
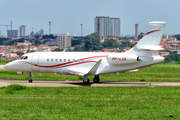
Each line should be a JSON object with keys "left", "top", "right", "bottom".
{"left": 31, "top": 56, "right": 39, "bottom": 71}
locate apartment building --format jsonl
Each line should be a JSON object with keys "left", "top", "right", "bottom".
{"left": 20, "top": 25, "right": 26, "bottom": 37}
{"left": 94, "top": 16, "right": 120, "bottom": 38}
{"left": 56, "top": 33, "right": 71, "bottom": 48}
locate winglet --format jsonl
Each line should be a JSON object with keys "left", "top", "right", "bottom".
{"left": 87, "top": 59, "right": 102, "bottom": 75}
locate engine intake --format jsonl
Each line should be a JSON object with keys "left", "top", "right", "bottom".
{"left": 107, "top": 53, "right": 140, "bottom": 65}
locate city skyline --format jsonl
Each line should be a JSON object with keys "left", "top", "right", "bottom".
{"left": 0, "top": 0, "right": 179, "bottom": 36}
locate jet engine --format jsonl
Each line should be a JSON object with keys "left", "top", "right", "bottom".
{"left": 107, "top": 53, "right": 140, "bottom": 65}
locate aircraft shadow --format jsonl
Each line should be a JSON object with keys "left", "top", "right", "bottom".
{"left": 63, "top": 81, "right": 149, "bottom": 86}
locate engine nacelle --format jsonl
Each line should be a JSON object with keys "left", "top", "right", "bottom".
{"left": 107, "top": 53, "right": 140, "bottom": 65}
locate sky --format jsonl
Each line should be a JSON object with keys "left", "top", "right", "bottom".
{"left": 0, "top": 0, "right": 179, "bottom": 36}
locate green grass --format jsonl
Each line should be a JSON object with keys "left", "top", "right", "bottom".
{"left": 0, "top": 85, "right": 179, "bottom": 119}
{"left": 0, "top": 59, "right": 10, "bottom": 65}
{"left": 1, "top": 64, "right": 180, "bottom": 82}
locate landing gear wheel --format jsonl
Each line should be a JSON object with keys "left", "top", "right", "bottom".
{"left": 29, "top": 79, "right": 33, "bottom": 83}
{"left": 93, "top": 78, "right": 99, "bottom": 83}
{"left": 28, "top": 72, "right": 33, "bottom": 83}
{"left": 83, "top": 79, "right": 90, "bottom": 84}
{"left": 93, "top": 75, "right": 100, "bottom": 83}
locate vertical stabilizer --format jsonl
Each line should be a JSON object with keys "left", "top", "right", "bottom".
{"left": 126, "top": 21, "right": 166, "bottom": 55}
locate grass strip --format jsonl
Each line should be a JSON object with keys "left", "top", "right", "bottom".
{"left": 0, "top": 84, "right": 179, "bottom": 119}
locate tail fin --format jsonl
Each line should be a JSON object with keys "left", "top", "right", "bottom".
{"left": 126, "top": 21, "right": 166, "bottom": 55}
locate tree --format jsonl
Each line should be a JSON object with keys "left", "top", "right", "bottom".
{"left": 0, "top": 38, "right": 8, "bottom": 45}
{"left": 83, "top": 33, "right": 103, "bottom": 51}
{"left": 120, "top": 38, "right": 132, "bottom": 48}
{"left": 73, "top": 45, "right": 84, "bottom": 51}
{"left": 43, "top": 34, "right": 56, "bottom": 39}
{"left": 52, "top": 48, "right": 63, "bottom": 52}
{"left": 35, "top": 35, "right": 40, "bottom": 39}
{"left": 138, "top": 32, "right": 145, "bottom": 39}
{"left": 174, "top": 34, "right": 180, "bottom": 40}
{"left": 165, "top": 52, "right": 180, "bottom": 63}
{"left": 103, "top": 38, "right": 119, "bottom": 48}
{"left": 5, "top": 38, "right": 24, "bottom": 45}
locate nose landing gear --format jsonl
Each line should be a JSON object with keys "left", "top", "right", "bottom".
{"left": 29, "top": 72, "right": 33, "bottom": 83}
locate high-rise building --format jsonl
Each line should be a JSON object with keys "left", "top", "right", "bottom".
{"left": 7, "top": 30, "right": 19, "bottom": 37}
{"left": 135, "top": 24, "right": 139, "bottom": 39}
{"left": 56, "top": 33, "right": 71, "bottom": 48}
{"left": 20, "top": 25, "right": 26, "bottom": 37}
{"left": 94, "top": 16, "right": 120, "bottom": 38}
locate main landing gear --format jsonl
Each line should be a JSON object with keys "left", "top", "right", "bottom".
{"left": 83, "top": 75, "right": 89, "bottom": 84}
{"left": 93, "top": 75, "right": 100, "bottom": 83}
{"left": 29, "top": 72, "right": 33, "bottom": 83}
{"left": 83, "top": 75, "right": 100, "bottom": 84}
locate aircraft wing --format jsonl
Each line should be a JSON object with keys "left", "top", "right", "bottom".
{"left": 87, "top": 59, "right": 102, "bottom": 75}
{"left": 56, "top": 59, "right": 102, "bottom": 76}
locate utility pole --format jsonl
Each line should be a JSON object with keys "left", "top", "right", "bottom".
{"left": 32, "top": 27, "right": 34, "bottom": 38}
{"left": 11, "top": 21, "right": 12, "bottom": 30}
{"left": 49, "top": 21, "right": 51, "bottom": 35}
{"left": 81, "top": 23, "right": 83, "bottom": 37}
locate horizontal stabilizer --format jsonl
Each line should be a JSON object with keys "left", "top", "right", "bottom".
{"left": 137, "top": 46, "right": 164, "bottom": 51}
{"left": 128, "top": 69, "right": 139, "bottom": 72}
{"left": 87, "top": 59, "right": 102, "bottom": 75}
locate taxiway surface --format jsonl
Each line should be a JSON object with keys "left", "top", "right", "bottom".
{"left": 0, "top": 79, "right": 180, "bottom": 87}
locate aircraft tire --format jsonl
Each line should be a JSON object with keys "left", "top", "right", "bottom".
{"left": 83, "top": 79, "right": 89, "bottom": 84}
{"left": 29, "top": 79, "right": 33, "bottom": 83}
{"left": 93, "top": 78, "right": 99, "bottom": 83}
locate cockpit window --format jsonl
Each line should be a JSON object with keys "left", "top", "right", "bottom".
{"left": 24, "top": 56, "right": 28, "bottom": 59}
{"left": 19, "top": 56, "right": 24, "bottom": 60}
{"left": 19, "top": 56, "right": 28, "bottom": 60}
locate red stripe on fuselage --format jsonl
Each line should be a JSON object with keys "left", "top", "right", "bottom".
{"left": 57, "top": 61, "right": 97, "bottom": 68}
{"left": 17, "top": 55, "right": 107, "bottom": 68}
{"left": 145, "top": 30, "right": 160, "bottom": 35}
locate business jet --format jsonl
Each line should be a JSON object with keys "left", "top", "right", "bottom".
{"left": 4, "top": 21, "right": 166, "bottom": 83}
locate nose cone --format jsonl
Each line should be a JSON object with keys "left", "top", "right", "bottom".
{"left": 4, "top": 61, "right": 18, "bottom": 71}
{"left": 4, "top": 62, "right": 12, "bottom": 70}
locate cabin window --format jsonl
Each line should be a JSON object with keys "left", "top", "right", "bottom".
{"left": 73, "top": 59, "right": 75, "bottom": 62}
{"left": 82, "top": 59, "right": 84, "bottom": 62}
{"left": 68, "top": 59, "right": 70, "bottom": 62}
{"left": 51, "top": 59, "right": 53, "bottom": 62}
{"left": 55, "top": 59, "right": 58, "bottom": 62}
{"left": 78, "top": 59, "right": 80, "bottom": 62}
{"left": 64, "top": 59, "right": 66, "bottom": 62}
{"left": 59, "top": 59, "right": 62, "bottom": 62}
{"left": 47, "top": 59, "right": 49, "bottom": 62}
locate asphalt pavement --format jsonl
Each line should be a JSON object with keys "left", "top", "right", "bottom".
{"left": 0, "top": 79, "right": 180, "bottom": 87}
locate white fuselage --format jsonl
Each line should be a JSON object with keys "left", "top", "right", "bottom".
{"left": 4, "top": 52, "right": 164, "bottom": 75}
